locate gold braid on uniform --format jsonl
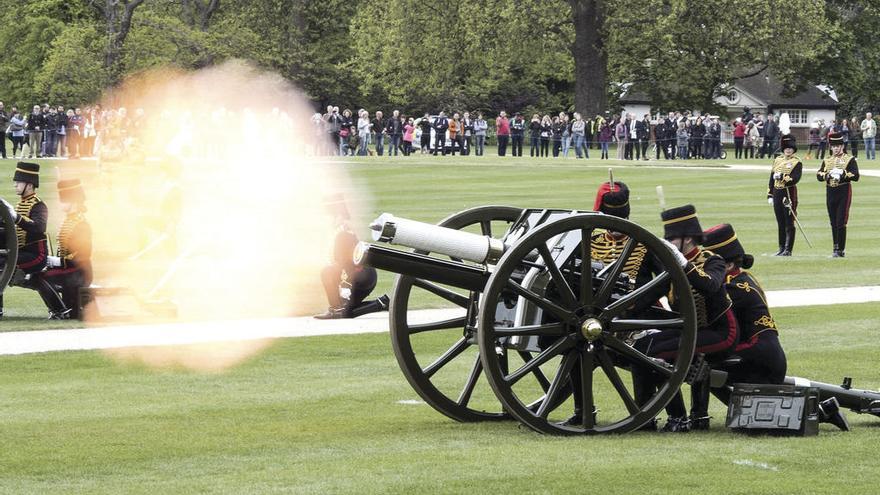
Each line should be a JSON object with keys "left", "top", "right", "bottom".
{"left": 754, "top": 315, "right": 778, "bottom": 330}
{"left": 590, "top": 232, "right": 648, "bottom": 282}
{"left": 771, "top": 155, "right": 799, "bottom": 190}
{"left": 56, "top": 212, "right": 85, "bottom": 259}
{"left": 15, "top": 195, "right": 41, "bottom": 247}
{"left": 688, "top": 250, "right": 724, "bottom": 327}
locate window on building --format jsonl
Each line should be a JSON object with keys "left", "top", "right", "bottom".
{"left": 780, "top": 109, "right": 808, "bottom": 125}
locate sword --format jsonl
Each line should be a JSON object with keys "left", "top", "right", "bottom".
{"left": 608, "top": 168, "right": 615, "bottom": 191}
{"left": 783, "top": 190, "right": 813, "bottom": 248}
{"left": 656, "top": 185, "right": 666, "bottom": 211}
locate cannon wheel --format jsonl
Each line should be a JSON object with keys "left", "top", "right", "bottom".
{"left": 478, "top": 214, "right": 697, "bottom": 434}
{"left": 0, "top": 204, "right": 18, "bottom": 291}
{"left": 389, "top": 205, "right": 524, "bottom": 422}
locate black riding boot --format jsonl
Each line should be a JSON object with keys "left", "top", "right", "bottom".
{"left": 837, "top": 227, "right": 846, "bottom": 257}
{"left": 781, "top": 227, "right": 795, "bottom": 256}
{"left": 689, "top": 379, "right": 711, "bottom": 430}
{"left": 34, "top": 278, "right": 70, "bottom": 319}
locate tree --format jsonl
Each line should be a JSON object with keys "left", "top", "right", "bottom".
{"left": 570, "top": 0, "right": 607, "bottom": 116}
{"left": 605, "top": 0, "right": 832, "bottom": 111}
{"left": 90, "top": 0, "right": 148, "bottom": 77}
{"left": 805, "top": 1, "right": 880, "bottom": 117}
{"left": 34, "top": 25, "right": 110, "bottom": 104}
{"left": 0, "top": 15, "right": 65, "bottom": 105}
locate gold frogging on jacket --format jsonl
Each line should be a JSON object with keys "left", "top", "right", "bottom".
{"left": 772, "top": 156, "right": 799, "bottom": 190}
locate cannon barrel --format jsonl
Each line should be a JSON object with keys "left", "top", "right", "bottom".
{"left": 786, "top": 376, "right": 880, "bottom": 415}
{"left": 370, "top": 213, "right": 505, "bottom": 264}
{"left": 354, "top": 242, "right": 489, "bottom": 292}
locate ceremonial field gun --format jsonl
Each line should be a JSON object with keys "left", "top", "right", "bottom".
{"left": 1, "top": 204, "right": 19, "bottom": 293}
{"left": 356, "top": 205, "right": 880, "bottom": 435}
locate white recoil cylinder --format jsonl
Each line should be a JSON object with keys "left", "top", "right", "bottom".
{"left": 370, "top": 213, "right": 505, "bottom": 264}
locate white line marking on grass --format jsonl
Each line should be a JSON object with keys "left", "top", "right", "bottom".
{"left": 733, "top": 459, "right": 779, "bottom": 472}
{"left": 1, "top": 287, "right": 878, "bottom": 356}
{"left": 396, "top": 400, "right": 426, "bottom": 405}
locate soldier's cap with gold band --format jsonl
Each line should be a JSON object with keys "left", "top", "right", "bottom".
{"left": 13, "top": 161, "right": 40, "bottom": 188}
{"left": 58, "top": 178, "right": 85, "bottom": 204}
{"left": 661, "top": 204, "right": 703, "bottom": 241}
{"left": 780, "top": 134, "right": 797, "bottom": 152}
{"left": 828, "top": 132, "right": 845, "bottom": 147}
{"left": 592, "top": 181, "right": 630, "bottom": 219}
{"left": 703, "top": 223, "right": 754, "bottom": 269}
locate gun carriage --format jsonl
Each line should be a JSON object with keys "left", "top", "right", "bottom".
{"left": 356, "top": 205, "right": 880, "bottom": 435}
{"left": 1, "top": 205, "right": 19, "bottom": 293}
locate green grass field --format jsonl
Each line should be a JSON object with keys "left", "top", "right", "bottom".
{"left": 1, "top": 153, "right": 879, "bottom": 493}
{"left": 1, "top": 303, "right": 878, "bottom": 494}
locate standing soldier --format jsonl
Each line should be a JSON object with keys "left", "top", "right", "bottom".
{"left": 41, "top": 179, "right": 92, "bottom": 319}
{"left": 817, "top": 132, "right": 860, "bottom": 257}
{"left": 767, "top": 134, "right": 802, "bottom": 256}
{"left": 702, "top": 224, "right": 786, "bottom": 392}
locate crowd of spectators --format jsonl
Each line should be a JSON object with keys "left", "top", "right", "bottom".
{"left": 0, "top": 102, "right": 144, "bottom": 160}
{"left": 314, "top": 104, "right": 878, "bottom": 161}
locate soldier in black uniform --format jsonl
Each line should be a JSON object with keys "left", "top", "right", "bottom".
{"left": 632, "top": 205, "right": 739, "bottom": 432}
{"left": 1, "top": 162, "right": 66, "bottom": 318}
{"left": 817, "top": 132, "right": 860, "bottom": 257}
{"left": 702, "top": 224, "right": 786, "bottom": 393}
{"left": 39, "top": 179, "right": 92, "bottom": 320}
{"left": 314, "top": 195, "right": 389, "bottom": 319}
{"left": 768, "top": 134, "right": 802, "bottom": 256}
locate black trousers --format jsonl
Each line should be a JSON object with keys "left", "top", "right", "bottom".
{"left": 320, "top": 264, "right": 378, "bottom": 317}
{"left": 639, "top": 139, "right": 649, "bottom": 158}
{"left": 497, "top": 135, "right": 509, "bottom": 156}
{"left": 690, "top": 138, "right": 702, "bottom": 158}
{"left": 511, "top": 135, "right": 523, "bottom": 156}
{"left": 433, "top": 131, "right": 446, "bottom": 155}
{"left": 633, "top": 310, "right": 739, "bottom": 418}
{"left": 826, "top": 184, "right": 852, "bottom": 252}
{"left": 41, "top": 268, "right": 86, "bottom": 317}
{"left": 772, "top": 187, "right": 797, "bottom": 251}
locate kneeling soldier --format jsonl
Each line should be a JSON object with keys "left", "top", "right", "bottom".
{"left": 702, "top": 224, "right": 787, "bottom": 396}
{"left": 314, "top": 194, "right": 388, "bottom": 319}
{"left": 1, "top": 162, "right": 66, "bottom": 318}
{"left": 41, "top": 179, "right": 92, "bottom": 319}
{"left": 633, "top": 205, "right": 739, "bottom": 432}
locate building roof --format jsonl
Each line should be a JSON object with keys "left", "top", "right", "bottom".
{"left": 736, "top": 71, "right": 838, "bottom": 109}
{"left": 619, "top": 71, "right": 839, "bottom": 109}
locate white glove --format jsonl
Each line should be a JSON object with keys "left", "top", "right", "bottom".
{"left": 830, "top": 169, "right": 843, "bottom": 180}
{"left": 773, "top": 172, "right": 781, "bottom": 180}
{"left": 768, "top": 197, "right": 774, "bottom": 206}
{"left": 661, "top": 239, "right": 689, "bottom": 268}
{"left": 46, "top": 256, "right": 62, "bottom": 268}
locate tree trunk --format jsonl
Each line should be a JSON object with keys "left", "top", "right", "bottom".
{"left": 101, "top": 0, "right": 146, "bottom": 77}
{"left": 570, "top": 0, "right": 607, "bottom": 116}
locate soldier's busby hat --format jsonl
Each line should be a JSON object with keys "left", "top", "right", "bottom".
{"left": 593, "top": 181, "right": 630, "bottom": 219}
{"left": 780, "top": 134, "right": 797, "bottom": 152}
{"left": 703, "top": 223, "right": 753, "bottom": 269}
{"left": 828, "top": 132, "right": 845, "bottom": 146}
{"left": 57, "top": 179, "right": 85, "bottom": 204}
{"left": 661, "top": 204, "right": 703, "bottom": 241}
{"left": 13, "top": 162, "right": 39, "bottom": 187}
